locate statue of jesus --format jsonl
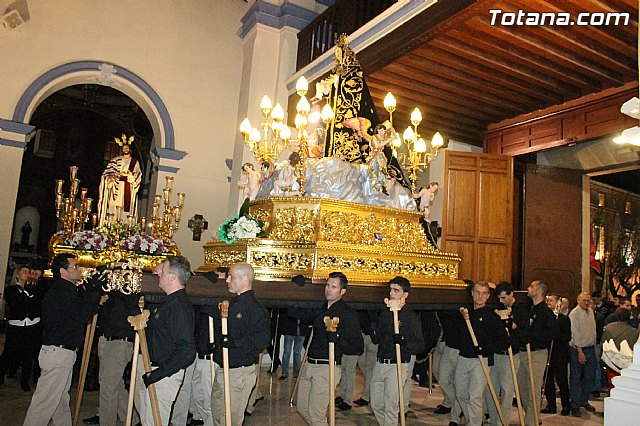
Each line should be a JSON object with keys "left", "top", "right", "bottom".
{"left": 97, "top": 134, "right": 142, "bottom": 226}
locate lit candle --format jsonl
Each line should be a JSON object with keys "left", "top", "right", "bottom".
{"left": 154, "top": 195, "right": 162, "bottom": 205}
{"left": 173, "top": 206, "right": 181, "bottom": 223}
{"left": 55, "top": 180, "right": 64, "bottom": 194}
{"left": 91, "top": 213, "right": 98, "bottom": 229}
{"left": 140, "top": 217, "right": 147, "bottom": 234}
{"left": 165, "top": 176, "right": 174, "bottom": 190}
{"left": 152, "top": 204, "right": 159, "bottom": 218}
{"left": 70, "top": 179, "right": 79, "bottom": 195}
{"left": 177, "top": 193, "right": 185, "bottom": 208}
{"left": 116, "top": 206, "right": 123, "bottom": 222}
{"left": 163, "top": 188, "right": 171, "bottom": 204}
{"left": 55, "top": 194, "right": 63, "bottom": 210}
{"left": 85, "top": 198, "right": 93, "bottom": 212}
{"left": 80, "top": 188, "right": 88, "bottom": 200}
{"left": 127, "top": 215, "right": 134, "bottom": 228}
{"left": 69, "top": 166, "right": 78, "bottom": 180}
{"left": 106, "top": 213, "right": 113, "bottom": 226}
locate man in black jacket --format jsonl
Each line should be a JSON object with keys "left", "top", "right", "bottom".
{"left": 23, "top": 254, "right": 103, "bottom": 425}
{"left": 454, "top": 281, "right": 509, "bottom": 426}
{"left": 210, "top": 262, "right": 270, "bottom": 426}
{"left": 541, "top": 294, "right": 571, "bottom": 416}
{"left": 370, "top": 276, "right": 425, "bottom": 426}
{"left": 135, "top": 255, "right": 196, "bottom": 426}
{"left": 295, "top": 271, "right": 364, "bottom": 425}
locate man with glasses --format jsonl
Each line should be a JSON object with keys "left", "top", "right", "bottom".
{"left": 23, "top": 253, "right": 104, "bottom": 425}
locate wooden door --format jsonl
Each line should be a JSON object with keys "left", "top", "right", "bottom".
{"left": 522, "top": 164, "right": 583, "bottom": 299}
{"left": 441, "top": 151, "right": 513, "bottom": 283}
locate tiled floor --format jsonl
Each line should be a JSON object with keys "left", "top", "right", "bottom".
{"left": 0, "top": 359, "right": 606, "bottom": 425}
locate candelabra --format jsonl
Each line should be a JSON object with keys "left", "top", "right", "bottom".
{"left": 54, "top": 166, "right": 93, "bottom": 238}
{"left": 383, "top": 93, "right": 444, "bottom": 196}
{"left": 240, "top": 96, "right": 292, "bottom": 164}
{"left": 150, "top": 176, "right": 185, "bottom": 244}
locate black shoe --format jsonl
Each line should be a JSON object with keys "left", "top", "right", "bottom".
{"left": 279, "top": 375, "right": 287, "bottom": 381}
{"left": 336, "top": 401, "right": 352, "bottom": 411}
{"left": 591, "top": 390, "right": 601, "bottom": 398}
{"left": 448, "top": 422, "right": 458, "bottom": 426}
{"left": 244, "top": 411, "right": 252, "bottom": 417}
{"left": 582, "top": 403, "right": 596, "bottom": 412}
{"left": 434, "top": 405, "right": 452, "bottom": 414}
{"left": 353, "top": 398, "right": 369, "bottom": 407}
{"left": 512, "top": 397, "right": 518, "bottom": 407}
{"left": 0, "top": 375, "right": 4, "bottom": 385}
{"left": 335, "top": 396, "right": 344, "bottom": 404}
{"left": 82, "top": 415, "right": 100, "bottom": 425}
{"left": 21, "top": 382, "right": 31, "bottom": 392}
{"left": 571, "top": 409, "right": 581, "bottom": 417}
{"left": 541, "top": 406, "right": 557, "bottom": 414}
{"left": 560, "top": 407, "right": 570, "bottom": 416}
{"left": 191, "top": 420, "right": 204, "bottom": 426}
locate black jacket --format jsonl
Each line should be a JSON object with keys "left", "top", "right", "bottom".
{"left": 146, "top": 289, "right": 196, "bottom": 384}
{"left": 372, "top": 306, "right": 425, "bottom": 362}
{"left": 41, "top": 278, "right": 101, "bottom": 348}
{"left": 529, "top": 301, "right": 558, "bottom": 351}
{"left": 458, "top": 305, "right": 510, "bottom": 365}
{"left": 211, "top": 290, "right": 271, "bottom": 368}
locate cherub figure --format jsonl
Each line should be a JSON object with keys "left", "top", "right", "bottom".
{"left": 260, "top": 161, "right": 275, "bottom": 184}
{"left": 414, "top": 182, "right": 439, "bottom": 222}
{"left": 273, "top": 152, "right": 301, "bottom": 196}
{"left": 343, "top": 117, "right": 394, "bottom": 195}
{"left": 238, "top": 162, "right": 261, "bottom": 199}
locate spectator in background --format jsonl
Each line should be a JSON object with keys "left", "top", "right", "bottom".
{"left": 601, "top": 307, "right": 639, "bottom": 393}
{"left": 568, "top": 292, "right": 598, "bottom": 417}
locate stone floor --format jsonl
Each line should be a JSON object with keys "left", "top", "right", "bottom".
{"left": 0, "top": 361, "right": 606, "bottom": 425}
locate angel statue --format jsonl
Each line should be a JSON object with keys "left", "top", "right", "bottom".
{"left": 343, "top": 117, "right": 395, "bottom": 195}
{"left": 98, "top": 134, "right": 142, "bottom": 226}
{"left": 414, "top": 182, "right": 439, "bottom": 222}
{"left": 238, "top": 162, "right": 262, "bottom": 200}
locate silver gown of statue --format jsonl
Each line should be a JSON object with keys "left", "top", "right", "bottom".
{"left": 256, "top": 157, "right": 417, "bottom": 211}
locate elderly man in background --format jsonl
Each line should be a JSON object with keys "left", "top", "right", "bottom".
{"left": 568, "top": 292, "right": 598, "bottom": 417}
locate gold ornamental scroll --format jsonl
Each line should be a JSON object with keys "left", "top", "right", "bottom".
{"left": 200, "top": 197, "right": 463, "bottom": 288}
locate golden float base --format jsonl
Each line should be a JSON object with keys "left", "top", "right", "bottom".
{"left": 49, "top": 235, "right": 180, "bottom": 273}
{"left": 200, "top": 197, "right": 464, "bottom": 288}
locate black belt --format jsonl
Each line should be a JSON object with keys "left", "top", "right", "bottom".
{"left": 377, "top": 358, "right": 408, "bottom": 364}
{"left": 308, "top": 358, "right": 340, "bottom": 366}
{"left": 198, "top": 354, "right": 212, "bottom": 360}
{"left": 104, "top": 336, "right": 134, "bottom": 343}
{"left": 49, "top": 344, "right": 78, "bottom": 352}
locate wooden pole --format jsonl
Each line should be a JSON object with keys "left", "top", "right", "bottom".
{"left": 269, "top": 309, "right": 281, "bottom": 394}
{"left": 128, "top": 304, "right": 162, "bottom": 426}
{"left": 526, "top": 343, "right": 541, "bottom": 426}
{"left": 495, "top": 308, "right": 525, "bottom": 426}
{"left": 73, "top": 313, "right": 98, "bottom": 426}
{"left": 428, "top": 352, "right": 433, "bottom": 394}
{"left": 459, "top": 307, "right": 507, "bottom": 426}
{"left": 290, "top": 328, "right": 313, "bottom": 405}
{"left": 208, "top": 316, "right": 215, "bottom": 384}
{"left": 125, "top": 296, "right": 145, "bottom": 426}
{"left": 219, "top": 300, "right": 232, "bottom": 426}
{"left": 125, "top": 333, "right": 140, "bottom": 426}
{"left": 385, "top": 297, "right": 407, "bottom": 426}
{"left": 324, "top": 316, "right": 339, "bottom": 426}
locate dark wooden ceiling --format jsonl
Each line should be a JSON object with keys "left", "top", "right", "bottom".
{"left": 357, "top": 0, "right": 638, "bottom": 146}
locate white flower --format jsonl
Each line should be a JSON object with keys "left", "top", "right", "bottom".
{"left": 232, "top": 216, "right": 261, "bottom": 239}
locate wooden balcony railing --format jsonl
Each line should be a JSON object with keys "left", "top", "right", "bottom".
{"left": 296, "top": 0, "right": 397, "bottom": 71}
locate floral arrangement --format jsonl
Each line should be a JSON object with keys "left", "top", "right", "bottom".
{"left": 218, "top": 198, "right": 264, "bottom": 244}
{"left": 121, "top": 234, "right": 165, "bottom": 255}
{"left": 66, "top": 230, "right": 112, "bottom": 250}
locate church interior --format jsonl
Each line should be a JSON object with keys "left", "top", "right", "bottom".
{"left": 0, "top": 0, "right": 638, "bottom": 424}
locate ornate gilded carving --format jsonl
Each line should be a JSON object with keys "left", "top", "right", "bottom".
{"left": 268, "top": 207, "right": 317, "bottom": 242}
{"left": 316, "top": 254, "right": 458, "bottom": 280}
{"left": 250, "top": 251, "right": 314, "bottom": 270}
{"left": 203, "top": 249, "right": 246, "bottom": 267}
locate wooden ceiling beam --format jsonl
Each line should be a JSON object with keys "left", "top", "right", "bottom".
{"left": 367, "top": 73, "right": 509, "bottom": 119}
{"left": 395, "top": 54, "right": 546, "bottom": 110}
{"left": 445, "top": 28, "right": 598, "bottom": 93}
{"left": 429, "top": 37, "right": 571, "bottom": 96}
{"left": 369, "top": 88, "right": 489, "bottom": 131}
{"left": 410, "top": 47, "right": 561, "bottom": 104}
{"left": 390, "top": 114, "right": 485, "bottom": 146}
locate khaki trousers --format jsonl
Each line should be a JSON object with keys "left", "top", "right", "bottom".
{"left": 339, "top": 354, "right": 358, "bottom": 404}
{"left": 212, "top": 365, "right": 255, "bottom": 426}
{"left": 192, "top": 357, "right": 215, "bottom": 426}
{"left": 434, "top": 343, "right": 462, "bottom": 423}
{"left": 98, "top": 336, "right": 134, "bottom": 426}
{"left": 486, "top": 353, "right": 519, "bottom": 426}
{"left": 23, "top": 345, "right": 76, "bottom": 426}
{"left": 454, "top": 356, "right": 488, "bottom": 426}
{"left": 370, "top": 361, "right": 410, "bottom": 426}
{"left": 135, "top": 355, "right": 185, "bottom": 426}
{"left": 297, "top": 362, "right": 342, "bottom": 426}
{"left": 356, "top": 333, "right": 377, "bottom": 402}
{"left": 517, "top": 349, "right": 547, "bottom": 426}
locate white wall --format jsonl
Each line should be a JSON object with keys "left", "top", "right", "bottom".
{"left": 0, "top": 0, "right": 251, "bottom": 267}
